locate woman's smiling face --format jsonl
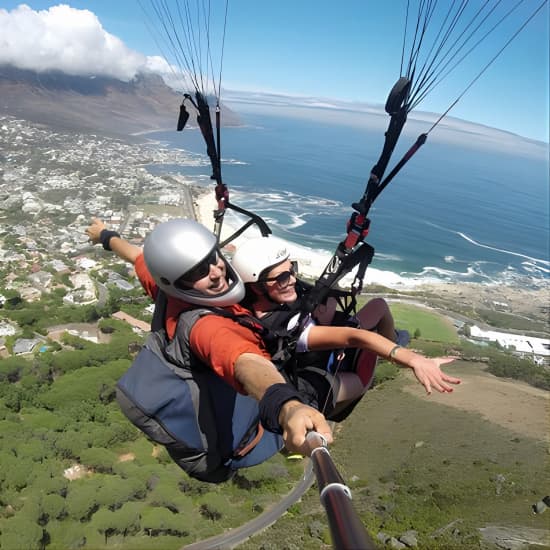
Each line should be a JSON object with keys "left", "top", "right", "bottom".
{"left": 261, "top": 259, "right": 298, "bottom": 304}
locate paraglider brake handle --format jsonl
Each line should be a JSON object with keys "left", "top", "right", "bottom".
{"left": 183, "top": 93, "right": 198, "bottom": 110}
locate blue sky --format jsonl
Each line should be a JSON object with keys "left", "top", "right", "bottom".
{"left": 1, "top": 1, "right": 549, "bottom": 142}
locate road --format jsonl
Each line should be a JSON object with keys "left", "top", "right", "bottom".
{"left": 161, "top": 175, "right": 198, "bottom": 220}
{"left": 182, "top": 461, "right": 316, "bottom": 550}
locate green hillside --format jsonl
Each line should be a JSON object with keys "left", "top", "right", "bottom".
{"left": 1, "top": 297, "right": 548, "bottom": 549}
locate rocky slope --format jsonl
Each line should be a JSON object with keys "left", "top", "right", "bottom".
{"left": 0, "top": 64, "right": 240, "bottom": 137}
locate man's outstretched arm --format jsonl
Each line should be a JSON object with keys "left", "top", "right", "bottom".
{"left": 85, "top": 217, "right": 142, "bottom": 265}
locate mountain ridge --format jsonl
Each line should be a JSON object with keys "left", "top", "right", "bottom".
{"left": 0, "top": 65, "right": 240, "bottom": 138}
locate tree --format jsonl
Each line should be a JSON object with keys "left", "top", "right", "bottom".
{"left": 141, "top": 507, "right": 188, "bottom": 537}
{"left": 21, "top": 326, "right": 37, "bottom": 339}
{"left": 6, "top": 458, "right": 34, "bottom": 491}
{"left": 79, "top": 447, "right": 117, "bottom": 474}
{"left": 2, "top": 385, "right": 23, "bottom": 412}
{"left": 14, "top": 439, "right": 50, "bottom": 463}
{"left": 2, "top": 291, "right": 23, "bottom": 309}
{"left": 50, "top": 286, "right": 68, "bottom": 300}
{"left": 51, "top": 349, "right": 92, "bottom": 374}
{"left": 110, "top": 190, "right": 130, "bottom": 210}
{"left": 31, "top": 466, "right": 69, "bottom": 498}
{"left": 198, "top": 492, "right": 227, "bottom": 521}
{"left": 149, "top": 480, "right": 183, "bottom": 514}
{"left": 8, "top": 307, "right": 40, "bottom": 326}
{"left": 111, "top": 502, "right": 142, "bottom": 538}
{"left": 53, "top": 431, "right": 88, "bottom": 460}
{"left": 91, "top": 508, "right": 117, "bottom": 544}
{"left": 95, "top": 477, "right": 147, "bottom": 510}
{"left": 45, "top": 519, "right": 86, "bottom": 550}
{"left": 40, "top": 493, "right": 66, "bottom": 522}
{"left": 83, "top": 419, "right": 137, "bottom": 449}
{"left": 40, "top": 362, "right": 127, "bottom": 411}
{"left": 60, "top": 332, "right": 93, "bottom": 350}
{"left": 65, "top": 484, "right": 99, "bottom": 522}
{"left": 0, "top": 515, "right": 44, "bottom": 550}
{"left": 59, "top": 272, "right": 72, "bottom": 287}
{"left": 0, "top": 356, "right": 27, "bottom": 383}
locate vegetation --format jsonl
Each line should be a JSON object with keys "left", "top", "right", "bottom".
{"left": 0, "top": 288, "right": 547, "bottom": 549}
{"left": 0, "top": 316, "right": 304, "bottom": 549}
{"left": 0, "top": 302, "right": 303, "bottom": 550}
{"left": 356, "top": 297, "right": 550, "bottom": 390}
{"left": 241, "top": 366, "right": 549, "bottom": 549}
{"left": 475, "top": 308, "right": 548, "bottom": 334}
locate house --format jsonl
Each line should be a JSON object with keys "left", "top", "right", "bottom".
{"left": 0, "top": 321, "right": 17, "bottom": 337}
{"left": 50, "top": 259, "right": 70, "bottom": 274}
{"left": 19, "top": 286, "right": 42, "bottom": 302}
{"left": 13, "top": 337, "right": 42, "bottom": 355}
{"left": 28, "top": 270, "right": 53, "bottom": 290}
{"left": 75, "top": 257, "right": 97, "bottom": 270}
{"left": 110, "top": 279, "right": 135, "bottom": 291}
{"left": 112, "top": 311, "right": 151, "bottom": 333}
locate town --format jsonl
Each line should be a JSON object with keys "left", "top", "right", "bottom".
{"left": 0, "top": 114, "right": 548, "bottom": 365}
{"left": 0, "top": 115, "right": 206, "bottom": 356}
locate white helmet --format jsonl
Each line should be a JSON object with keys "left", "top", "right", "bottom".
{"left": 143, "top": 218, "right": 244, "bottom": 307}
{"left": 231, "top": 236, "right": 290, "bottom": 283}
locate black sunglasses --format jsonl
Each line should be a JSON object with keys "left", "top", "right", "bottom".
{"left": 259, "top": 263, "right": 297, "bottom": 287}
{"left": 175, "top": 249, "right": 220, "bottom": 288}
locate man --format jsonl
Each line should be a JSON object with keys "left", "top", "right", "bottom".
{"left": 86, "top": 217, "right": 332, "bottom": 455}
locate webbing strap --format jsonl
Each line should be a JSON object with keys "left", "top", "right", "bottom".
{"left": 233, "top": 422, "right": 264, "bottom": 458}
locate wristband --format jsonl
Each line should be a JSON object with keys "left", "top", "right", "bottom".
{"left": 99, "top": 229, "right": 120, "bottom": 251}
{"left": 389, "top": 344, "right": 402, "bottom": 363}
{"left": 259, "top": 383, "right": 304, "bottom": 434}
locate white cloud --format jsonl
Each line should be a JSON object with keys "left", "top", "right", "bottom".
{"left": 0, "top": 4, "right": 148, "bottom": 81}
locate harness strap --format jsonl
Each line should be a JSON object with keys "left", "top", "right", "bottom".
{"left": 233, "top": 422, "right": 264, "bottom": 458}
{"left": 219, "top": 201, "right": 272, "bottom": 246}
{"left": 151, "top": 290, "right": 168, "bottom": 332}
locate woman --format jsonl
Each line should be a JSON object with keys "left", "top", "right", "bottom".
{"left": 231, "top": 236, "right": 460, "bottom": 415}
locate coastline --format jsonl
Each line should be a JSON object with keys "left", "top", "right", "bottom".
{"left": 191, "top": 185, "right": 549, "bottom": 330}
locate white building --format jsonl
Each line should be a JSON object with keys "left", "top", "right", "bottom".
{"left": 0, "top": 321, "right": 17, "bottom": 337}
{"left": 470, "top": 325, "right": 550, "bottom": 358}
{"left": 76, "top": 257, "right": 97, "bottom": 270}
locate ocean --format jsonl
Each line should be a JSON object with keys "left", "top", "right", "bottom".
{"left": 145, "top": 108, "right": 549, "bottom": 290}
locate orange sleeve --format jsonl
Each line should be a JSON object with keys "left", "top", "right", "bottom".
{"left": 134, "top": 252, "right": 159, "bottom": 301}
{"left": 134, "top": 252, "right": 194, "bottom": 340}
{"left": 189, "top": 315, "right": 271, "bottom": 394}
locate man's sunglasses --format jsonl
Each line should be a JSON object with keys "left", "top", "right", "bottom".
{"left": 259, "top": 262, "right": 297, "bottom": 287}
{"left": 175, "top": 249, "right": 220, "bottom": 288}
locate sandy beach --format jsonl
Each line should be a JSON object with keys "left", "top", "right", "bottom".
{"left": 194, "top": 185, "right": 336, "bottom": 274}
{"left": 191, "top": 185, "right": 549, "bottom": 327}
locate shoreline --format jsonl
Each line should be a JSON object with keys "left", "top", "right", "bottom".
{"left": 190, "top": 185, "right": 549, "bottom": 330}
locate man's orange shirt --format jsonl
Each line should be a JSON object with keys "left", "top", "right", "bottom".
{"left": 134, "top": 252, "right": 270, "bottom": 392}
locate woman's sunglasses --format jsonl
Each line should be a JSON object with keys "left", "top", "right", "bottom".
{"left": 175, "top": 249, "right": 220, "bottom": 288}
{"left": 259, "top": 263, "right": 297, "bottom": 287}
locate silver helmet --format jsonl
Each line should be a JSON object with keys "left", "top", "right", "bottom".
{"left": 143, "top": 218, "right": 244, "bottom": 307}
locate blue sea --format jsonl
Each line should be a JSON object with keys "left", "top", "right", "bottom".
{"left": 145, "top": 108, "right": 549, "bottom": 290}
